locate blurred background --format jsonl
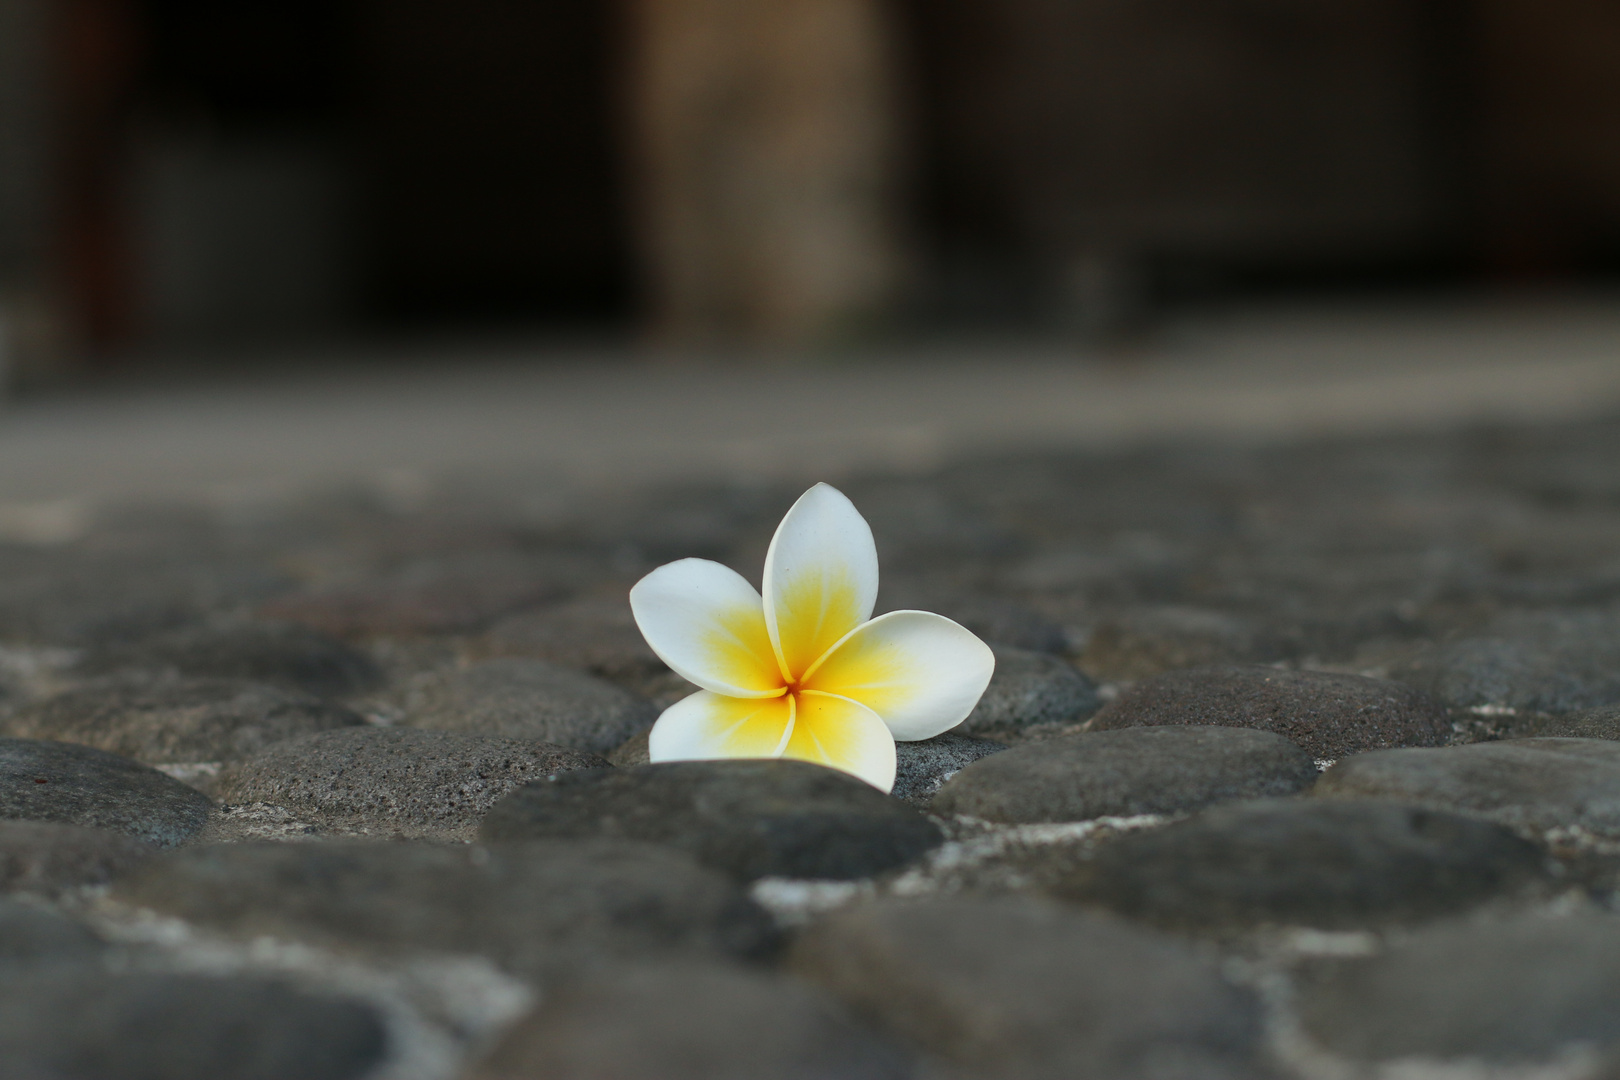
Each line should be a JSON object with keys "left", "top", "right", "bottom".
{"left": 0, "top": 0, "right": 1617, "bottom": 378}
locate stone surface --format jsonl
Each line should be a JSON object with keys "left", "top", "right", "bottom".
{"left": 1514, "top": 703, "right": 1620, "bottom": 740}
{"left": 398, "top": 657, "right": 656, "bottom": 754}
{"left": 114, "top": 839, "right": 776, "bottom": 976}
{"left": 933, "top": 725, "right": 1319, "bottom": 822}
{"left": 790, "top": 896, "right": 1265, "bottom": 1080}
{"left": 956, "top": 645, "right": 1101, "bottom": 736}
{"left": 892, "top": 731, "right": 1006, "bottom": 803}
{"left": 0, "top": 821, "right": 154, "bottom": 895}
{"left": 1396, "top": 609, "right": 1620, "bottom": 715}
{"left": 0, "top": 737, "right": 212, "bottom": 847}
{"left": 466, "top": 961, "right": 913, "bottom": 1080}
{"left": 480, "top": 760, "right": 943, "bottom": 880}
{"left": 1088, "top": 665, "right": 1449, "bottom": 758}
{"left": 218, "top": 727, "right": 609, "bottom": 840}
{"left": 75, "top": 620, "right": 381, "bottom": 697}
{"left": 0, "top": 971, "right": 388, "bottom": 1080}
{"left": 1078, "top": 606, "right": 1278, "bottom": 682}
{"left": 1313, "top": 737, "right": 1620, "bottom": 835}
{"left": 0, "top": 676, "right": 365, "bottom": 776}
{"left": 1297, "top": 915, "right": 1620, "bottom": 1063}
{"left": 1052, "top": 798, "right": 1549, "bottom": 931}
{"left": 0, "top": 898, "right": 106, "bottom": 969}
{"left": 482, "top": 596, "right": 672, "bottom": 697}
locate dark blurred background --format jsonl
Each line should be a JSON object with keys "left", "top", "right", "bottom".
{"left": 1, "top": 0, "right": 1617, "bottom": 378}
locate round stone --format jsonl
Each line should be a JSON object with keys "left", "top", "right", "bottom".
{"left": 113, "top": 839, "right": 776, "bottom": 977}
{"left": 481, "top": 596, "right": 672, "bottom": 699}
{"left": 1051, "top": 798, "right": 1549, "bottom": 932}
{"left": 956, "top": 646, "right": 1100, "bottom": 736}
{"left": 0, "top": 898, "right": 105, "bottom": 970}
{"left": 892, "top": 731, "right": 1007, "bottom": 803}
{"left": 218, "top": 727, "right": 609, "bottom": 841}
{"left": 1078, "top": 606, "right": 1276, "bottom": 682}
{"left": 932, "top": 726, "right": 1319, "bottom": 823}
{"left": 1395, "top": 609, "right": 1620, "bottom": 715}
{"left": 0, "top": 738, "right": 212, "bottom": 847}
{"left": 0, "top": 821, "right": 154, "bottom": 895}
{"left": 398, "top": 657, "right": 656, "bottom": 754}
{"left": 1088, "top": 665, "right": 1449, "bottom": 758}
{"left": 76, "top": 620, "right": 381, "bottom": 697}
{"left": 479, "top": 760, "right": 944, "bottom": 881}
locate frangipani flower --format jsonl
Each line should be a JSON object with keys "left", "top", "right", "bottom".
{"left": 629, "top": 483, "right": 995, "bottom": 793}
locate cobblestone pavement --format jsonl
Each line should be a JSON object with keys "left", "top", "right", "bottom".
{"left": 7, "top": 309, "right": 1620, "bottom": 1078}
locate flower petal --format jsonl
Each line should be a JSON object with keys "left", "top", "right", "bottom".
{"left": 787, "top": 691, "right": 897, "bottom": 792}
{"left": 763, "top": 483, "right": 880, "bottom": 681}
{"left": 630, "top": 558, "right": 784, "bottom": 697}
{"left": 648, "top": 690, "right": 795, "bottom": 761}
{"left": 801, "top": 610, "right": 995, "bottom": 741}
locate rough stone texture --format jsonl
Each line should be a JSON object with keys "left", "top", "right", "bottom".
{"left": 1298, "top": 915, "right": 1620, "bottom": 1063}
{"left": 466, "top": 962, "right": 913, "bottom": 1080}
{"left": 0, "top": 821, "right": 154, "bottom": 895}
{"left": 480, "top": 760, "right": 943, "bottom": 880}
{"left": 1088, "top": 665, "right": 1449, "bottom": 758}
{"left": 75, "top": 620, "right": 381, "bottom": 697}
{"left": 1078, "top": 606, "right": 1279, "bottom": 682}
{"left": 1052, "top": 798, "right": 1550, "bottom": 931}
{"left": 1313, "top": 737, "right": 1620, "bottom": 835}
{"left": 933, "top": 725, "right": 1319, "bottom": 823}
{"left": 0, "top": 737, "right": 212, "bottom": 847}
{"left": 0, "top": 898, "right": 106, "bottom": 969}
{"left": 1396, "top": 609, "right": 1620, "bottom": 714}
{"left": 0, "top": 972, "right": 388, "bottom": 1080}
{"left": 218, "top": 727, "right": 609, "bottom": 840}
{"left": 482, "top": 596, "right": 671, "bottom": 696}
{"left": 1513, "top": 703, "right": 1620, "bottom": 740}
{"left": 957, "top": 645, "right": 1101, "bottom": 736}
{"left": 790, "top": 896, "right": 1265, "bottom": 1080}
{"left": 114, "top": 839, "right": 776, "bottom": 976}
{"left": 892, "top": 731, "right": 1006, "bottom": 803}
{"left": 0, "top": 676, "right": 365, "bottom": 772}
{"left": 398, "top": 657, "right": 656, "bottom": 754}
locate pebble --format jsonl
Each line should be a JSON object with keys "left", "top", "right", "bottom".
{"left": 1051, "top": 798, "right": 1549, "bottom": 931}
{"left": 892, "top": 731, "right": 1006, "bottom": 803}
{"left": 218, "top": 727, "right": 609, "bottom": 840}
{"left": 0, "top": 737, "right": 212, "bottom": 847}
{"left": 481, "top": 596, "right": 673, "bottom": 698}
{"left": 932, "top": 725, "right": 1318, "bottom": 822}
{"left": 113, "top": 839, "right": 776, "bottom": 976}
{"left": 479, "top": 760, "right": 944, "bottom": 880}
{"left": 465, "top": 961, "right": 913, "bottom": 1080}
{"left": 1313, "top": 737, "right": 1620, "bottom": 835}
{"left": 75, "top": 620, "right": 381, "bottom": 696}
{"left": 955, "top": 645, "right": 1101, "bottom": 737}
{"left": 0, "top": 898, "right": 106, "bottom": 969}
{"left": 1511, "top": 703, "right": 1620, "bottom": 740}
{"left": 0, "top": 971, "right": 388, "bottom": 1080}
{"left": 789, "top": 895, "right": 1265, "bottom": 1080}
{"left": 0, "top": 677, "right": 365, "bottom": 783}
{"left": 1395, "top": 609, "right": 1620, "bottom": 714}
{"left": 1297, "top": 915, "right": 1620, "bottom": 1063}
{"left": 0, "top": 821, "right": 154, "bottom": 895}
{"left": 1077, "top": 605, "right": 1276, "bottom": 682}
{"left": 1088, "top": 664, "right": 1449, "bottom": 758}
{"left": 398, "top": 657, "right": 656, "bottom": 754}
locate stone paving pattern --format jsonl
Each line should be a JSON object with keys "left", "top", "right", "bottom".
{"left": 10, "top": 417, "right": 1620, "bottom": 1076}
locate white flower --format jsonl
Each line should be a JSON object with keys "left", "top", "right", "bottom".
{"left": 629, "top": 483, "right": 995, "bottom": 792}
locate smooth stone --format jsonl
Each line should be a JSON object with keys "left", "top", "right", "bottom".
{"left": 1088, "top": 665, "right": 1449, "bottom": 758}
{"left": 0, "top": 677, "right": 365, "bottom": 774}
{"left": 74, "top": 620, "right": 381, "bottom": 697}
{"left": 113, "top": 839, "right": 776, "bottom": 977}
{"left": 892, "top": 731, "right": 1006, "bottom": 803}
{"left": 465, "top": 961, "right": 913, "bottom": 1080}
{"left": 1298, "top": 915, "right": 1620, "bottom": 1062}
{"left": 933, "top": 726, "right": 1319, "bottom": 823}
{"left": 0, "top": 821, "right": 155, "bottom": 895}
{"left": 956, "top": 645, "right": 1101, "bottom": 736}
{"left": 482, "top": 596, "right": 672, "bottom": 697}
{"left": 789, "top": 896, "right": 1265, "bottom": 1080}
{"left": 218, "top": 727, "right": 609, "bottom": 840}
{"left": 1051, "top": 798, "right": 1549, "bottom": 931}
{"left": 398, "top": 657, "right": 656, "bottom": 754}
{"left": 0, "top": 738, "right": 212, "bottom": 847}
{"left": 0, "top": 898, "right": 106, "bottom": 969}
{"left": 1078, "top": 606, "right": 1276, "bottom": 682}
{"left": 479, "top": 760, "right": 944, "bottom": 881}
{"left": 1395, "top": 609, "right": 1620, "bottom": 714}
{"left": 0, "top": 971, "right": 387, "bottom": 1080}
{"left": 1313, "top": 738, "right": 1620, "bottom": 835}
